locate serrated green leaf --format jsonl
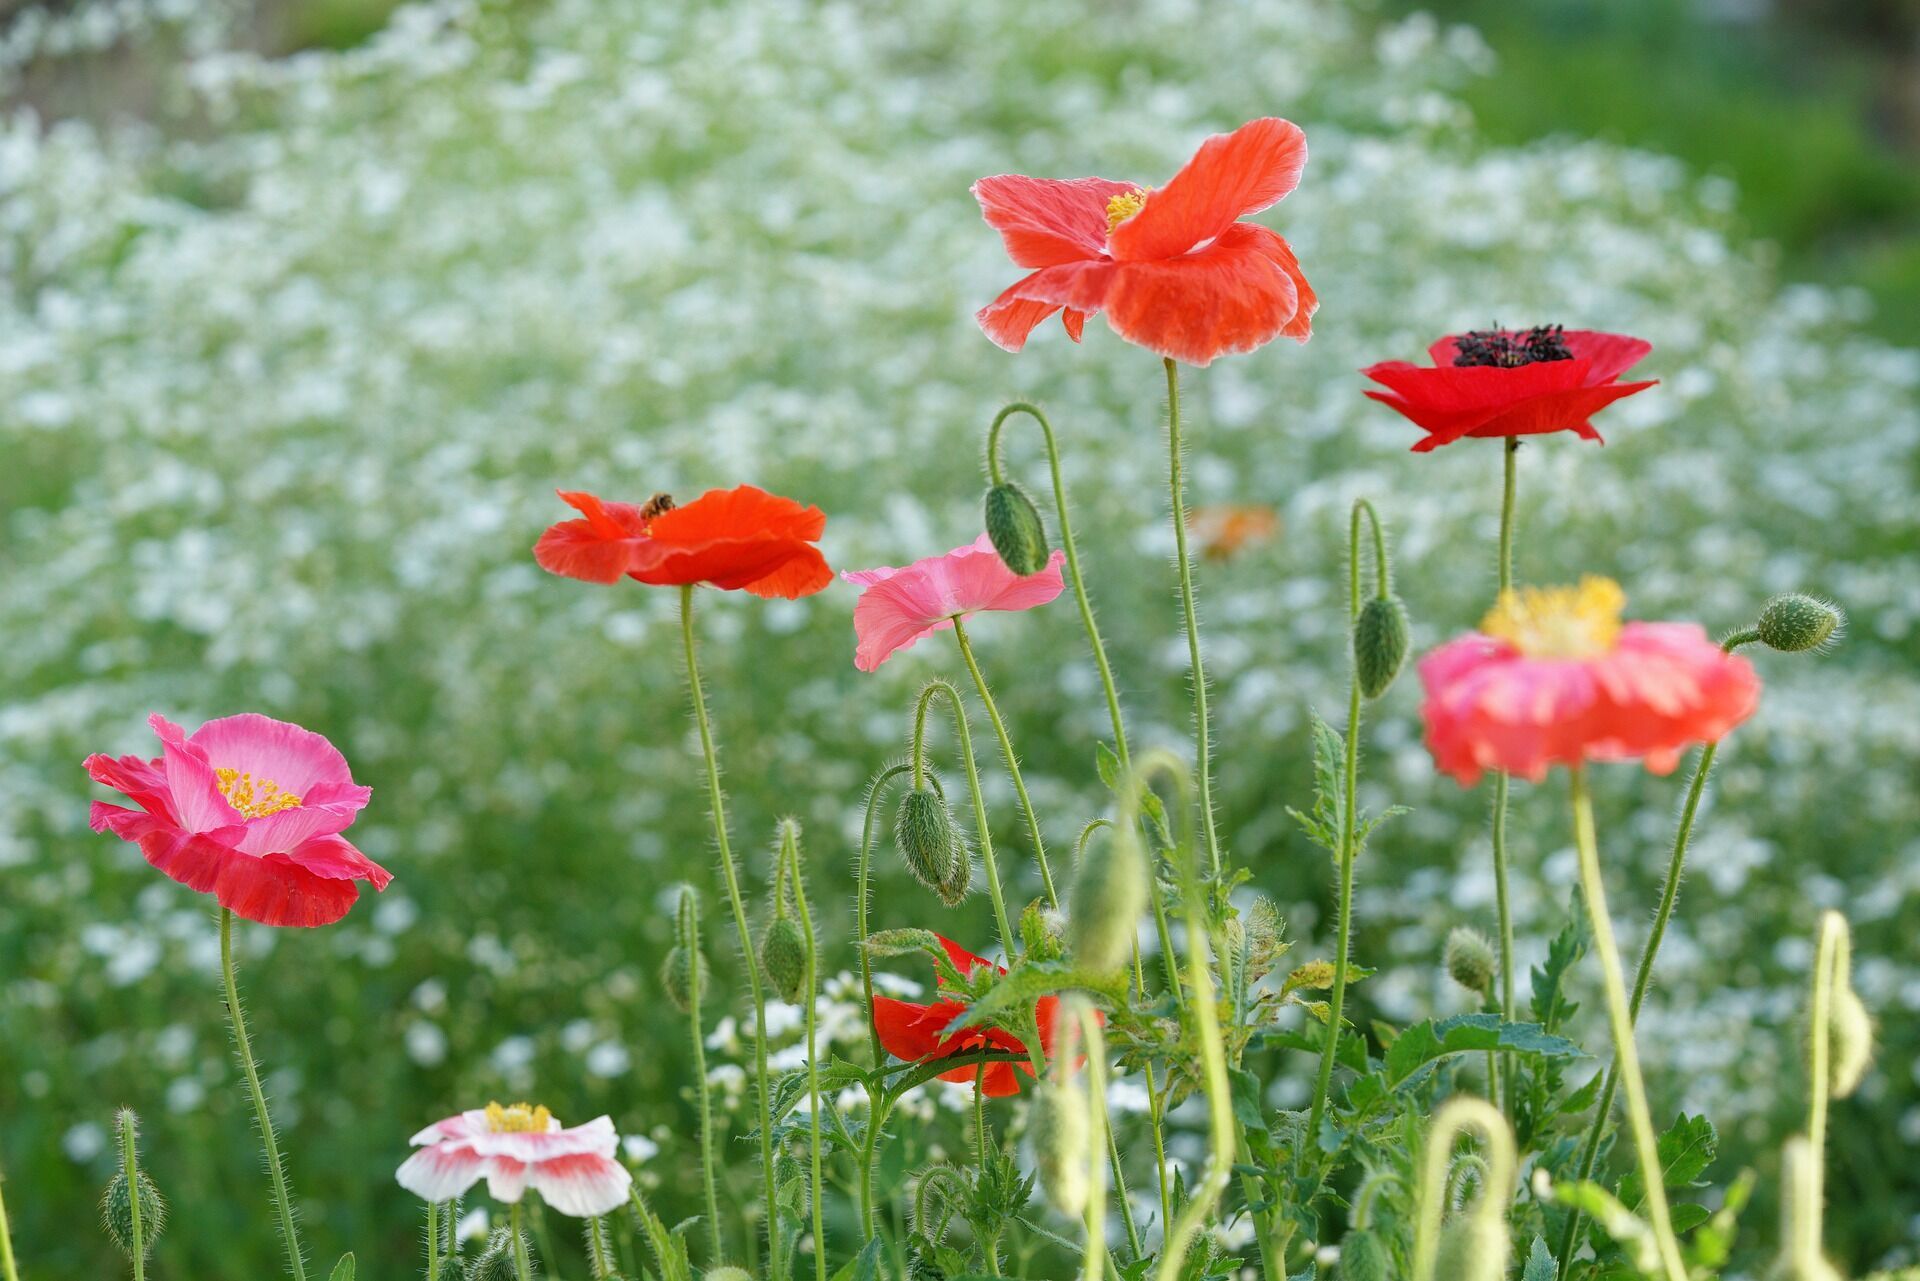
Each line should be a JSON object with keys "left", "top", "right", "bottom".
{"left": 829, "top": 1236, "right": 885, "bottom": 1281}
{"left": 1384, "top": 1013, "right": 1583, "bottom": 1089}
{"left": 1522, "top": 1237, "right": 1555, "bottom": 1281}
{"left": 328, "top": 1255, "right": 355, "bottom": 1281}
{"left": 1228, "top": 1065, "right": 1270, "bottom": 1137}
{"left": 1618, "top": 1113, "right": 1717, "bottom": 1210}
{"left": 1096, "top": 741, "right": 1121, "bottom": 791}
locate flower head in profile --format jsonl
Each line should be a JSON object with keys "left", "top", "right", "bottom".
{"left": 396, "top": 1102, "right": 631, "bottom": 1218}
{"left": 1362, "top": 327, "right": 1656, "bottom": 452}
{"left": 1420, "top": 578, "right": 1760, "bottom": 785}
{"left": 84, "top": 714, "right": 389, "bottom": 928}
{"left": 535, "top": 484, "right": 831, "bottom": 599}
{"left": 872, "top": 936, "right": 1060, "bottom": 1097}
{"left": 973, "top": 117, "right": 1317, "bottom": 366}
{"left": 844, "top": 534, "right": 1065, "bottom": 672}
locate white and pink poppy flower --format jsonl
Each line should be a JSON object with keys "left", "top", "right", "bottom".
{"left": 844, "top": 534, "right": 1066, "bottom": 672}
{"left": 397, "top": 1103, "right": 631, "bottom": 1218}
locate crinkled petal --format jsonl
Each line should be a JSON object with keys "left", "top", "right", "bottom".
{"left": 187, "top": 713, "right": 356, "bottom": 794}
{"left": 150, "top": 714, "right": 240, "bottom": 832}
{"left": 1107, "top": 117, "right": 1307, "bottom": 262}
{"left": 530, "top": 1152, "right": 633, "bottom": 1218}
{"left": 972, "top": 174, "right": 1136, "bottom": 267}
{"left": 1103, "top": 223, "right": 1302, "bottom": 366}
{"left": 484, "top": 1156, "right": 530, "bottom": 1204}
{"left": 397, "top": 1142, "right": 487, "bottom": 1203}
{"left": 83, "top": 751, "right": 176, "bottom": 824}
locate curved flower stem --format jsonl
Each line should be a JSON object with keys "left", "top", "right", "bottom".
{"left": 221, "top": 907, "right": 308, "bottom": 1281}
{"left": 856, "top": 763, "right": 915, "bottom": 1069}
{"left": 675, "top": 889, "right": 725, "bottom": 1264}
{"left": 1409, "top": 1098, "right": 1516, "bottom": 1281}
{"left": 912, "top": 679, "right": 1015, "bottom": 960}
{"left": 680, "top": 585, "right": 782, "bottom": 1281}
{"left": 1489, "top": 436, "right": 1521, "bottom": 1110}
{"left": 952, "top": 616, "right": 1058, "bottom": 908}
{"left": 987, "top": 401, "right": 1132, "bottom": 773}
{"left": 1567, "top": 767, "right": 1689, "bottom": 1281}
{"left": 1162, "top": 358, "right": 1223, "bottom": 878}
{"left": 510, "top": 1203, "right": 534, "bottom": 1281}
{"left": 426, "top": 1202, "right": 441, "bottom": 1281}
{"left": 0, "top": 1160, "right": 18, "bottom": 1281}
{"left": 780, "top": 825, "right": 829, "bottom": 1281}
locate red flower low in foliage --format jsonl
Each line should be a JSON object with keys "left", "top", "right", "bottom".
{"left": 534, "top": 484, "right": 831, "bottom": 599}
{"left": 872, "top": 935, "right": 1059, "bottom": 1096}
{"left": 973, "top": 117, "right": 1317, "bottom": 366}
{"left": 1361, "top": 326, "right": 1656, "bottom": 452}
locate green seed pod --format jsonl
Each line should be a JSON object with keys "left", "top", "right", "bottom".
{"left": 472, "top": 1229, "right": 528, "bottom": 1281}
{"left": 896, "top": 787, "right": 964, "bottom": 901}
{"left": 660, "top": 943, "right": 707, "bottom": 1014}
{"left": 1065, "top": 825, "right": 1147, "bottom": 978}
{"left": 1029, "top": 1078, "right": 1092, "bottom": 1219}
{"left": 1433, "top": 1215, "right": 1507, "bottom": 1281}
{"left": 1830, "top": 987, "right": 1873, "bottom": 1099}
{"left": 760, "top": 913, "right": 808, "bottom": 1005}
{"left": 705, "top": 1269, "right": 756, "bottom": 1281}
{"left": 1755, "top": 594, "right": 1842, "bottom": 653}
{"left": 1353, "top": 594, "right": 1410, "bottom": 699}
{"left": 1444, "top": 927, "right": 1497, "bottom": 997}
{"left": 1339, "top": 1228, "right": 1390, "bottom": 1281}
{"left": 984, "top": 482, "right": 1050, "bottom": 577}
{"left": 101, "top": 1168, "right": 166, "bottom": 1259}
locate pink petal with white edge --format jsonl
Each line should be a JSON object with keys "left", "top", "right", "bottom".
{"left": 529, "top": 1152, "right": 633, "bottom": 1218}
{"left": 396, "top": 1143, "right": 487, "bottom": 1203}
{"left": 845, "top": 536, "right": 1065, "bottom": 671}
{"left": 485, "top": 1156, "right": 531, "bottom": 1203}
{"left": 188, "top": 712, "right": 356, "bottom": 794}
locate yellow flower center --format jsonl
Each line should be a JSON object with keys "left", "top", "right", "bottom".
{"left": 1105, "top": 187, "right": 1148, "bottom": 234}
{"left": 485, "top": 1101, "right": 553, "bottom": 1133}
{"left": 1480, "top": 576, "right": 1626, "bottom": 660}
{"left": 214, "top": 768, "right": 303, "bottom": 818}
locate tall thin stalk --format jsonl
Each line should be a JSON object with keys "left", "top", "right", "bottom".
{"left": 911, "top": 680, "right": 1015, "bottom": 959}
{"left": 221, "top": 907, "right": 308, "bottom": 1281}
{"left": 1489, "top": 436, "right": 1521, "bottom": 1109}
{"left": 951, "top": 616, "right": 1056, "bottom": 906}
{"left": 1162, "top": 358, "right": 1222, "bottom": 877}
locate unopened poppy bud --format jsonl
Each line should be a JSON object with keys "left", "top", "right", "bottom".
{"left": 102, "top": 1169, "right": 166, "bottom": 1260}
{"left": 1338, "top": 1228, "right": 1389, "bottom": 1281}
{"left": 984, "top": 483, "right": 1050, "bottom": 577}
{"left": 1830, "top": 988, "right": 1873, "bottom": 1098}
{"left": 1065, "top": 826, "right": 1147, "bottom": 977}
{"left": 661, "top": 943, "right": 707, "bottom": 1014}
{"left": 896, "top": 787, "right": 964, "bottom": 902}
{"left": 760, "top": 913, "right": 808, "bottom": 1005}
{"left": 1755, "top": 594, "right": 1842, "bottom": 653}
{"left": 1030, "top": 1078, "right": 1092, "bottom": 1219}
{"left": 1444, "top": 927, "right": 1497, "bottom": 996}
{"left": 1021, "top": 899, "right": 1065, "bottom": 963}
{"left": 473, "top": 1230, "right": 526, "bottom": 1281}
{"left": 1433, "top": 1216, "right": 1507, "bottom": 1281}
{"left": 1353, "top": 594, "right": 1410, "bottom": 699}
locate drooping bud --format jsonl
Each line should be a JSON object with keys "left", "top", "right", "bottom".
{"left": 1778, "top": 1138, "right": 1844, "bottom": 1281}
{"left": 896, "top": 787, "right": 965, "bottom": 903}
{"left": 1029, "top": 1077, "right": 1092, "bottom": 1219}
{"left": 661, "top": 943, "right": 707, "bottom": 1014}
{"left": 1433, "top": 1216, "right": 1507, "bottom": 1281}
{"left": 1754, "top": 594, "right": 1842, "bottom": 654}
{"left": 1444, "top": 927, "right": 1497, "bottom": 997}
{"left": 1353, "top": 594, "right": 1410, "bottom": 699}
{"left": 1338, "top": 1228, "right": 1390, "bottom": 1281}
{"left": 760, "top": 913, "right": 808, "bottom": 1005}
{"left": 1065, "top": 824, "right": 1147, "bottom": 978}
{"left": 1830, "top": 987, "right": 1873, "bottom": 1099}
{"left": 102, "top": 1108, "right": 165, "bottom": 1260}
{"left": 984, "top": 483, "right": 1050, "bottom": 577}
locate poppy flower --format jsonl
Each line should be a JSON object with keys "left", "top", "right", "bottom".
{"left": 1361, "top": 326, "right": 1656, "bottom": 453}
{"left": 872, "top": 935, "right": 1060, "bottom": 1096}
{"left": 1188, "top": 503, "right": 1280, "bottom": 561}
{"left": 85, "top": 713, "right": 390, "bottom": 928}
{"left": 843, "top": 534, "right": 1065, "bottom": 672}
{"left": 396, "top": 1102, "right": 631, "bottom": 1218}
{"left": 973, "top": 116, "right": 1317, "bottom": 366}
{"left": 1420, "top": 578, "right": 1760, "bottom": 786}
{"left": 535, "top": 484, "right": 831, "bottom": 599}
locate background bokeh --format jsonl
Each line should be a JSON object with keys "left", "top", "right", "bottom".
{"left": 1, "top": 0, "right": 1915, "bottom": 1274}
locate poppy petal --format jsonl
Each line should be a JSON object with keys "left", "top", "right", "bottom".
{"left": 972, "top": 175, "right": 1137, "bottom": 268}
{"left": 1102, "top": 223, "right": 1303, "bottom": 367}
{"left": 1107, "top": 117, "right": 1308, "bottom": 262}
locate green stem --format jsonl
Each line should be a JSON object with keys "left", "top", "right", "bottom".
{"left": 857, "top": 764, "right": 915, "bottom": 1070}
{"left": 1805, "top": 912, "right": 1847, "bottom": 1263}
{"left": 0, "top": 1159, "right": 19, "bottom": 1281}
{"left": 628, "top": 1187, "right": 681, "bottom": 1281}
{"left": 586, "top": 1216, "right": 615, "bottom": 1279}
{"left": 1490, "top": 436, "right": 1520, "bottom": 1111}
{"left": 782, "top": 826, "right": 828, "bottom": 1281}
{"left": 221, "top": 907, "right": 308, "bottom": 1281}
{"left": 678, "top": 890, "right": 725, "bottom": 1264}
{"left": 1162, "top": 358, "right": 1222, "bottom": 878}
{"left": 952, "top": 616, "right": 1058, "bottom": 907}
{"left": 679, "top": 585, "right": 782, "bottom": 1281}
{"left": 118, "top": 1115, "right": 146, "bottom": 1281}
{"left": 1073, "top": 1006, "right": 1113, "bottom": 1281}
{"left": 1568, "top": 768, "right": 1688, "bottom": 1281}
{"left": 427, "top": 1201, "right": 440, "bottom": 1281}
{"left": 510, "top": 1203, "right": 534, "bottom": 1281}
{"left": 911, "top": 680, "right": 1015, "bottom": 960}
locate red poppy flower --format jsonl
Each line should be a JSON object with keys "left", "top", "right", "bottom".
{"left": 534, "top": 484, "right": 831, "bottom": 599}
{"left": 872, "top": 935, "right": 1060, "bottom": 1096}
{"left": 973, "top": 117, "right": 1317, "bottom": 367}
{"left": 1361, "top": 327, "right": 1656, "bottom": 453}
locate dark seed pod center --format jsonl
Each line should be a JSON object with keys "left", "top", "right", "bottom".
{"left": 1451, "top": 324, "right": 1573, "bottom": 368}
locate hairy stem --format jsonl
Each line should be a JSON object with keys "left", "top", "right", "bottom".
{"left": 782, "top": 825, "right": 829, "bottom": 1281}
{"left": 678, "top": 890, "right": 724, "bottom": 1264}
{"left": 912, "top": 679, "right": 1015, "bottom": 960}
{"left": 118, "top": 1113, "right": 146, "bottom": 1281}
{"left": 1490, "top": 436, "right": 1520, "bottom": 1111}
{"left": 952, "top": 616, "right": 1057, "bottom": 907}
{"left": 1162, "top": 358, "right": 1222, "bottom": 877}
{"left": 510, "top": 1202, "right": 534, "bottom": 1281}
{"left": 221, "top": 907, "right": 308, "bottom": 1281}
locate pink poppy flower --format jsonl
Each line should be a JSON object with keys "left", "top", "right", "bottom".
{"left": 844, "top": 534, "right": 1066, "bottom": 672}
{"left": 84, "top": 713, "right": 390, "bottom": 928}
{"left": 1420, "top": 578, "right": 1760, "bottom": 786}
{"left": 396, "top": 1102, "right": 631, "bottom": 1218}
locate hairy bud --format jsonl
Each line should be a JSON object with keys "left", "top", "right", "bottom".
{"left": 984, "top": 483, "right": 1050, "bottom": 577}
{"left": 1433, "top": 1216, "right": 1507, "bottom": 1281}
{"left": 661, "top": 943, "right": 708, "bottom": 1014}
{"left": 102, "top": 1169, "right": 166, "bottom": 1260}
{"left": 1338, "top": 1229, "right": 1390, "bottom": 1281}
{"left": 1065, "top": 826, "right": 1147, "bottom": 977}
{"left": 473, "top": 1229, "right": 530, "bottom": 1281}
{"left": 1029, "top": 1078, "right": 1092, "bottom": 1219}
{"left": 1444, "top": 927, "right": 1497, "bottom": 996}
{"left": 760, "top": 913, "right": 809, "bottom": 1005}
{"left": 1755, "top": 594, "right": 1842, "bottom": 654}
{"left": 896, "top": 788, "right": 965, "bottom": 904}
{"left": 1353, "top": 594, "right": 1410, "bottom": 699}
{"left": 705, "top": 1270, "right": 756, "bottom": 1281}
{"left": 1830, "top": 987, "right": 1873, "bottom": 1099}
{"left": 1021, "top": 900, "right": 1065, "bottom": 963}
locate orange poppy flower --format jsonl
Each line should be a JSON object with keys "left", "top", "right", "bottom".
{"left": 534, "top": 485, "right": 831, "bottom": 599}
{"left": 973, "top": 117, "right": 1317, "bottom": 366}
{"left": 1188, "top": 503, "right": 1280, "bottom": 561}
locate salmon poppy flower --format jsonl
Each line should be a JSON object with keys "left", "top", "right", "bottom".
{"left": 535, "top": 484, "right": 831, "bottom": 599}
{"left": 872, "top": 935, "right": 1060, "bottom": 1096}
{"left": 84, "top": 713, "right": 390, "bottom": 928}
{"left": 1362, "top": 326, "right": 1656, "bottom": 453}
{"left": 1420, "top": 578, "right": 1760, "bottom": 786}
{"left": 396, "top": 1102, "right": 631, "bottom": 1218}
{"left": 843, "top": 534, "right": 1065, "bottom": 672}
{"left": 973, "top": 116, "right": 1317, "bottom": 366}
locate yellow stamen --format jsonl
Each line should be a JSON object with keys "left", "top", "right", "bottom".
{"left": 215, "top": 767, "right": 303, "bottom": 818}
{"left": 1480, "top": 576, "right": 1626, "bottom": 659}
{"left": 484, "top": 1102, "right": 553, "bottom": 1134}
{"left": 1105, "top": 187, "right": 1148, "bottom": 234}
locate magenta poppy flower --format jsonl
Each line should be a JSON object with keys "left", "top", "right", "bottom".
{"left": 84, "top": 713, "right": 390, "bottom": 928}
{"left": 844, "top": 534, "right": 1066, "bottom": 672}
{"left": 396, "top": 1103, "right": 631, "bottom": 1218}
